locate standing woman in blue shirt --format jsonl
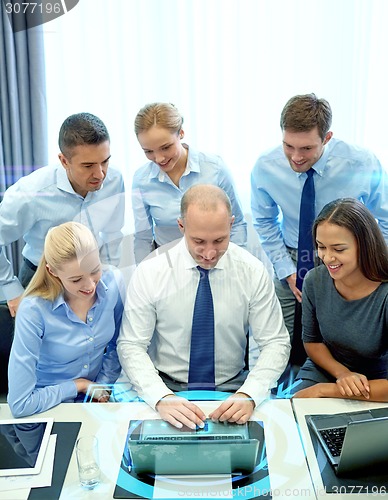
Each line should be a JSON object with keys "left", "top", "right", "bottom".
{"left": 8, "top": 222, "right": 124, "bottom": 417}
{"left": 132, "top": 102, "right": 247, "bottom": 264}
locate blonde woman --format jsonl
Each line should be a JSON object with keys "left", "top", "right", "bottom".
{"left": 132, "top": 102, "right": 247, "bottom": 263}
{"left": 8, "top": 222, "right": 124, "bottom": 417}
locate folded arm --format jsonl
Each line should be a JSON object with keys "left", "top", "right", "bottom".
{"left": 304, "top": 342, "right": 370, "bottom": 398}
{"left": 294, "top": 379, "right": 388, "bottom": 402}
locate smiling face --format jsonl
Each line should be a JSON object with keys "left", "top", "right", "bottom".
{"left": 48, "top": 250, "right": 102, "bottom": 304}
{"left": 137, "top": 125, "right": 187, "bottom": 175}
{"left": 282, "top": 126, "right": 332, "bottom": 173}
{"left": 59, "top": 141, "right": 111, "bottom": 197}
{"left": 178, "top": 203, "right": 234, "bottom": 269}
{"left": 316, "top": 221, "right": 363, "bottom": 285}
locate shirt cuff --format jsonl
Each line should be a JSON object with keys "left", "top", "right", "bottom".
{"left": 237, "top": 379, "right": 271, "bottom": 408}
{"left": 0, "top": 279, "right": 24, "bottom": 301}
{"left": 60, "top": 380, "right": 79, "bottom": 401}
{"left": 273, "top": 259, "right": 296, "bottom": 281}
{"left": 144, "top": 384, "right": 175, "bottom": 410}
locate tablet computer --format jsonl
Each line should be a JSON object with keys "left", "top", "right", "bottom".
{"left": 0, "top": 417, "right": 54, "bottom": 476}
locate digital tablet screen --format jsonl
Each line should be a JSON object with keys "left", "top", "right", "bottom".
{"left": 0, "top": 417, "right": 54, "bottom": 476}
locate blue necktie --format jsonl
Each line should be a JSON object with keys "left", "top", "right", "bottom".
{"left": 188, "top": 266, "right": 215, "bottom": 391}
{"left": 296, "top": 169, "right": 315, "bottom": 291}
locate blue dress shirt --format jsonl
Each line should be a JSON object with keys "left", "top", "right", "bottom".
{"left": 7, "top": 269, "right": 124, "bottom": 417}
{"left": 251, "top": 138, "right": 388, "bottom": 280}
{"left": 0, "top": 165, "right": 125, "bottom": 301}
{"left": 132, "top": 145, "right": 247, "bottom": 263}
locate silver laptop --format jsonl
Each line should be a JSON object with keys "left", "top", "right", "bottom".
{"left": 127, "top": 419, "right": 260, "bottom": 475}
{"left": 307, "top": 407, "right": 388, "bottom": 476}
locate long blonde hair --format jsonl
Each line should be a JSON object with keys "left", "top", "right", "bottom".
{"left": 25, "top": 222, "right": 99, "bottom": 301}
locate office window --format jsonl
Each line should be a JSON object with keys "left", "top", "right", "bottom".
{"left": 43, "top": 0, "right": 388, "bottom": 215}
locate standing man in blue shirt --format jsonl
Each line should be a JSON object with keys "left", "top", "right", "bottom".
{"left": 251, "top": 93, "right": 388, "bottom": 346}
{"left": 0, "top": 112, "right": 125, "bottom": 317}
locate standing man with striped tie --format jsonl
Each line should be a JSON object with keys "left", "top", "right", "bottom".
{"left": 251, "top": 94, "right": 388, "bottom": 363}
{"left": 118, "top": 185, "right": 290, "bottom": 429}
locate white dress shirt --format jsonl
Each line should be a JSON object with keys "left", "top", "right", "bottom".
{"left": 117, "top": 238, "right": 290, "bottom": 409}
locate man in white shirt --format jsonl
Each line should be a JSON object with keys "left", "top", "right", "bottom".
{"left": 118, "top": 184, "right": 290, "bottom": 429}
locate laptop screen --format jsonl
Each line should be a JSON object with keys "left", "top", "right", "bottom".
{"left": 306, "top": 409, "right": 388, "bottom": 475}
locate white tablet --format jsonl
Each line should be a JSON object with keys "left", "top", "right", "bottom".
{"left": 0, "top": 417, "right": 54, "bottom": 476}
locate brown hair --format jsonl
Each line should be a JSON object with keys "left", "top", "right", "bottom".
{"left": 280, "top": 93, "right": 332, "bottom": 140}
{"left": 313, "top": 198, "right": 388, "bottom": 282}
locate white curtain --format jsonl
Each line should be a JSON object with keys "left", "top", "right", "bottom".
{"left": 43, "top": 0, "right": 388, "bottom": 219}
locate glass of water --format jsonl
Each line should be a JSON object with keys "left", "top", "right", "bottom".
{"left": 76, "top": 435, "right": 101, "bottom": 489}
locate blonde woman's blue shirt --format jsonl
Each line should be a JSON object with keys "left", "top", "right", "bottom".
{"left": 0, "top": 164, "right": 125, "bottom": 301}
{"left": 7, "top": 269, "right": 124, "bottom": 417}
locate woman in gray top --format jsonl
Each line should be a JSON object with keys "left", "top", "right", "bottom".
{"left": 294, "top": 198, "right": 388, "bottom": 402}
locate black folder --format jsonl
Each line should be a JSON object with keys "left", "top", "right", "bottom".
{"left": 28, "top": 421, "right": 81, "bottom": 500}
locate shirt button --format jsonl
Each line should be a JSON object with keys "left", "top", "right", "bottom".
{"left": 88, "top": 317, "right": 93, "bottom": 322}
{"left": 88, "top": 337, "right": 93, "bottom": 342}
{"left": 84, "top": 365, "right": 88, "bottom": 369}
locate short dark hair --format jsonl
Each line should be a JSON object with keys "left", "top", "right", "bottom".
{"left": 313, "top": 198, "right": 388, "bottom": 282}
{"left": 58, "top": 112, "right": 110, "bottom": 158}
{"left": 280, "top": 93, "right": 332, "bottom": 140}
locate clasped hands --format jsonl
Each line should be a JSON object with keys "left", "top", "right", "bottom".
{"left": 74, "top": 378, "right": 111, "bottom": 402}
{"left": 156, "top": 392, "right": 255, "bottom": 429}
{"left": 294, "top": 371, "right": 370, "bottom": 399}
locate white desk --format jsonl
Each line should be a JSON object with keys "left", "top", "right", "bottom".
{"left": 292, "top": 398, "right": 388, "bottom": 499}
{"left": 0, "top": 399, "right": 315, "bottom": 499}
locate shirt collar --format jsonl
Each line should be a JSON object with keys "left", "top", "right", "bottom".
{"left": 186, "top": 146, "right": 201, "bottom": 173}
{"left": 57, "top": 165, "right": 78, "bottom": 195}
{"left": 147, "top": 144, "right": 200, "bottom": 182}
{"left": 180, "top": 238, "right": 228, "bottom": 271}
{"left": 305, "top": 140, "right": 332, "bottom": 178}
{"left": 51, "top": 277, "right": 108, "bottom": 311}
{"left": 56, "top": 164, "right": 105, "bottom": 199}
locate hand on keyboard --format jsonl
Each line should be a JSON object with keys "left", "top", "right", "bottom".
{"left": 156, "top": 394, "right": 207, "bottom": 430}
{"left": 208, "top": 392, "right": 254, "bottom": 424}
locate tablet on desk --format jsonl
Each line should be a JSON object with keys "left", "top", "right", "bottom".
{"left": 0, "top": 417, "right": 54, "bottom": 476}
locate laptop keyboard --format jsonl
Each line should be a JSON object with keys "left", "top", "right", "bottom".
{"left": 319, "top": 427, "right": 346, "bottom": 457}
{"left": 144, "top": 434, "right": 244, "bottom": 441}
